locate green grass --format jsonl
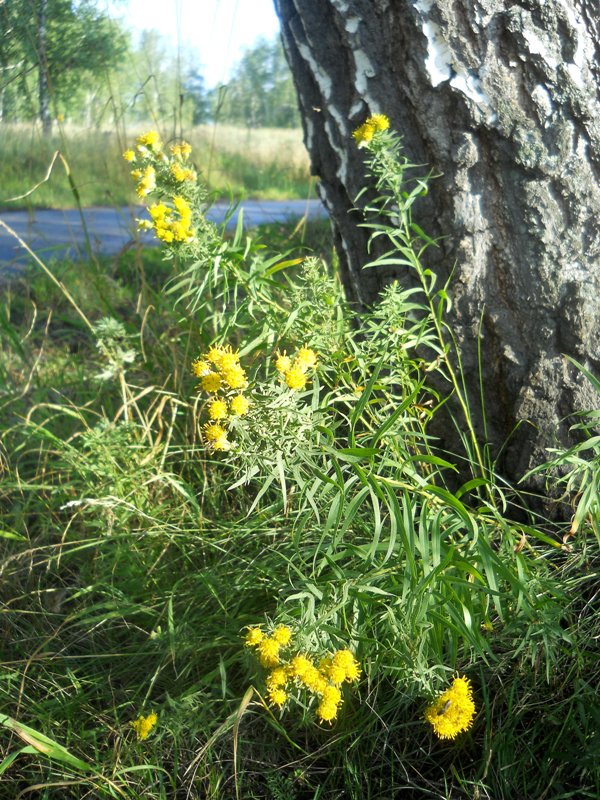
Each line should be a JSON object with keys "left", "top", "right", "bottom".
{"left": 0, "top": 124, "right": 313, "bottom": 210}
{"left": 0, "top": 146, "right": 599, "bottom": 800}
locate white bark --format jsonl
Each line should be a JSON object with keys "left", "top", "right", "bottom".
{"left": 274, "top": 0, "right": 600, "bottom": 480}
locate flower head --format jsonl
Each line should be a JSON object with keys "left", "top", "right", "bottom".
{"left": 136, "top": 166, "right": 156, "bottom": 197}
{"left": 267, "top": 687, "right": 288, "bottom": 708}
{"left": 131, "top": 712, "right": 157, "bottom": 741}
{"left": 266, "top": 667, "right": 288, "bottom": 689}
{"left": 301, "top": 665, "right": 328, "bottom": 695}
{"left": 171, "top": 141, "right": 192, "bottom": 159}
{"left": 331, "top": 649, "right": 361, "bottom": 682}
{"left": 424, "top": 675, "right": 476, "bottom": 740}
{"left": 285, "top": 367, "right": 308, "bottom": 391}
{"left": 274, "top": 352, "right": 292, "bottom": 373}
{"left": 192, "top": 358, "right": 211, "bottom": 378}
{"left": 208, "top": 398, "right": 228, "bottom": 420}
{"left": 230, "top": 394, "right": 250, "bottom": 416}
{"left": 137, "top": 130, "right": 161, "bottom": 151}
{"left": 288, "top": 654, "right": 313, "bottom": 681}
{"left": 244, "top": 627, "right": 265, "bottom": 647}
{"left": 352, "top": 113, "right": 390, "bottom": 147}
{"left": 316, "top": 700, "right": 338, "bottom": 723}
{"left": 258, "top": 637, "right": 281, "bottom": 668}
{"left": 211, "top": 435, "right": 231, "bottom": 451}
{"left": 170, "top": 162, "right": 196, "bottom": 182}
{"left": 321, "top": 684, "right": 342, "bottom": 706}
{"left": 206, "top": 345, "right": 226, "bottom": 366}
{"left": 200, "top": 372, "right": 222, "bottom": 393}
{"left": 272, "top": 625, "right": 293, "bottom": 646}
{"left": 122, "top": 149, "right": 136, "bottom": 162}
{"left": 295, "top": 347, "right": 318, "bottom": 371}
{"left": 221, "top": 364, "right": 247, "bottom": 390}
{"left": 203, "top": 422, "right": 226, "bottom": 442}
{"left": 324, "top": 663, "right": 347, "bottom": 686}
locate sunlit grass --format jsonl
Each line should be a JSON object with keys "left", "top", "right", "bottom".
{"left": 0, "top": 123, "right": 312, "bottom": 209}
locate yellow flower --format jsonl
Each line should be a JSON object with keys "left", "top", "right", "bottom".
{"left": 136, "top": 165, "right": 156, "bottom": 197}
{"left": 171, "top": 220, "right": 194, "bottom": 242}
{"left": 352, "top": 113, "right": 390, "bottom": 146}
{"left": 321, "top": 684, "right": 342, "bottom": 706}
{"left": 294, "top": 347, "right": 318, "bottom": 371}
{"left": 301, "top": 665, "right": 328, "bottom": 695}
{"left": 171, "top": 141, "right": 192, "bottom": 159}
{"left": 203, "top": 422, "right": 226, "bottom": 442}
{"left": 137, "top": 130, "right": 161, "bottom": 150}
{"left": 316, "top": 700, "right": 338, "bottom": 723}
{"left": 122, "top": 149, "right": 136, "bottom": 162}
{"left": 230, "top": 395, "right": 250, "bottom": 416}
{"left": 173, "top": 195, "right": 192, "bottom": 220}
{"left": 244, "top": 627, "right": 264, "bottom": 647}
{"left": 218, "top": 351, "right": 240, "bottom": 371}
{"left": 424, "top": 675, "right": 476, "bottom": 740}
{"left": 131, "top": 712, "right": 157, "bottom": 741}
{"left": 206, "top": 345, "right": 226, "bottom": 366}
{"left": 274, "top": 352, "right": 292, "bottom": 373}
{"left": 208, "top": 398, "right": 228, "bottom": 420}
{"left": 288, "top": 654, "right": 313, "bottom": 680}
{"left": 285, "top": 367, "right": 307, "bottom": 391}
{"left": 171, "top": 162, "right": 196, "bottom": 182}
{"left": 331, "top": 649, "right": 361, "bottom": 682}
{"left": 171, "top": 162, "right": 186, "bottom": 181}
{"left": 149, "top": 203, "right": 169, "bottom": 221}
{"left": 211, "top": 435, "right": 231, "bottom": 451}
{"left": 272, "top": 625, "right": 293, "bottom": 646}
{"left": 352, "top": 121, "right": 374, "bottom": 146}
{"left": 222, "top": 364, "right": 247, "bottom": 390}
{"left": 200, "top": 372, "right": 222, "bottom": 393}
{"left": 267, "top": 687, "right": 288, "bottom": 708}
{"left": 369, "top": 113, "right": 390, "bottom": 132}
{"left": 266, "top": 667, "right": 288, "bottom": 688}
{"left": 258, "top": 637, "right": 281, "bottom": 667}
{"left": 324, "top": 663, "right": 346, "bottom": 686}
{"left": 192, "top": 358, "right": 211, "bottom": 378}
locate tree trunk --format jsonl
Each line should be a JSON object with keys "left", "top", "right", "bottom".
{"left": 274, "top": 0, "right": 600, "bottom": 481}
{"left": 38, "top": 0, "right": 52, "bottom": 134}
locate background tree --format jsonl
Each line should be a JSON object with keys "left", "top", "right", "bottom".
{"left": 214, "top": 36, "right": 300, "bottom": 128}
{"left": 274, "top": 0, "right": 600, "bottom": 481}
{"left": 0, "top": 0, "right": 128, "bottom": 129}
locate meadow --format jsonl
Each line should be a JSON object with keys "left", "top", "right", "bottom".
{"left": 0, "top": 122, "right": 598, "bottom": 799}
{"left": 0, "top": 124, "right": 313, "bottom": 210}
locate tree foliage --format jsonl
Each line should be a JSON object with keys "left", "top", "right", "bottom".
{"left": 0, "top": 0, "right": 128, "bottom": 125}
{"left": 213, "top": 36, "right": 300, "bottom": 128}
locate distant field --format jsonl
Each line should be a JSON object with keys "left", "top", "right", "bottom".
{"left": 0, "top": 123, "right": 314, "bottom": 209}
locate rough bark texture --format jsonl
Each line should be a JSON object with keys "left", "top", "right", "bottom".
{"left": 274, "top": 0, "right": 600, "bottom": 480}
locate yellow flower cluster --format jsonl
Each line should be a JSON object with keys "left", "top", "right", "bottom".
{"left": 193, "top": 344, "right": 250, "bottom": 451}
{"left": 147, "top": 195, "right": 195, "bottom": 243}
{"left": 274, "top": 345, "right": 318, "bottom": 391}
{"left": 130, "top": 711, "right": 158, "bottom": 741}
{"left": 170, "top": 162, "right": 196, "bottom": 182}
{"left": 132, "top": 165, "right": 156, "bottom": 198}
{"left": 352, "top": 113, "right": 390, "bottom": 146}
{"left": 424, "top": 675, "right": 476, "bottom": 739}
{"left": 244, "top": 625, "right": 361, "bottom": 724}
{"left": 123, "top": 131, "right": 198, "bottom": 246}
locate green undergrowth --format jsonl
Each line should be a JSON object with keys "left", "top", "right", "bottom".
{"left": 0, "top": 128, "right": 598, "bottom": 800}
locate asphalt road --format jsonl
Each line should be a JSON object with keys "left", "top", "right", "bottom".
{"left": 0, "top": 198, "right": 328, "bottom": 274}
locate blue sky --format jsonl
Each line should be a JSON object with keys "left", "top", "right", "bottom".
{"left": 111, "top": 0, "right": 281, "bottom": 87}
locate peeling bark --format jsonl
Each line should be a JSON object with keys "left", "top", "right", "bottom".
{"left": 274, "top": 0, "right": 600, "bottom": 480}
